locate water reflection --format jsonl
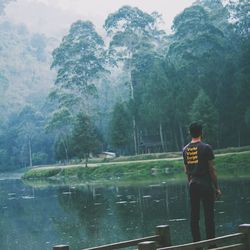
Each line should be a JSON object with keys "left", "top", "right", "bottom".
{"left": 0, "top": 178, "right": 249, "bottom": 250}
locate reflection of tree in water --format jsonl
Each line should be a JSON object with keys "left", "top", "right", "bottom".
{"left": 0, "top": 180, "right": 64, "bottom": 250}
{"left": 215, "top": 179, "right": 250, "bottom": 236}
{"left": 55, "top": 185, "right": 109, "bottom": 248}
{"left": 101, "top": 183, "right": 190, "bottom": 243}
{"left": 53, "top": 180, "right": 250, "bottom": 248}
{"left": 106, "top": 186, "right": 145, "bottom": 241}
{"left": 54, "top": 183, "right": 190, "bottom": 246}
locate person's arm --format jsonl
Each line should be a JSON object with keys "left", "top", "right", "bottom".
{"left": 184, "top": 164, "right": 191, "bottom": 182}
{"left": 208, "top": 160, "right": 222, "bottom": 197}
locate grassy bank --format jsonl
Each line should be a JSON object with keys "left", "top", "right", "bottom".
{"left": 23, "top": 160, "right": 183, "bottom": 181}
{"left": 215, "top": 151, "right": 250, "bottom": 176}
{"left": 22, "top": 151, "right": 250, "bottom": 185}
{"left": 89, "top": 146, "right": 250, "bottom": 163}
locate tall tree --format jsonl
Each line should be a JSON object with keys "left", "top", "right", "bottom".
{"left": 169, "top": 4, "right": 228, "bottom": 147}
{"left": 189, "top": 89, "right": 219, "bottom": 146}
{"left": 51, "top": 20, "right": 107, "bottom": 113}
{"left": 195, "top": 0, "right": 230, "bottom": 30}
{"left": 110, "top": 102, "right": 132, "bottom": 155}
{"left": 104, "top": 6, "right": 164, "bottom": 154}
{"left": 169, "top": 4, "right": 226, "bottom": 94}
{"left": 228, "top": 0, "right": 250, "bottom": 146}
{"left": 50, "top": 20, "right": 108, "bottom": 162}
{"left": 131, "top": 51, "right": 176, "bottom": 151}
{"left": 17, "top": 106, "right": 44, "bottom": 167}
{"left": 71, "top": 113, "right": 101, "bottom": 167}
{"left": 46, "top": 107, "right": 73, "bottom": 163}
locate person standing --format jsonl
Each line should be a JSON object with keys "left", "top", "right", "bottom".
{"left": 183, "top": 122, "right": 221, "bottom": 244}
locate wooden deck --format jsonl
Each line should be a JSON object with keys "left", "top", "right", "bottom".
{"left": 53, "top": 224, "right": 250, "bottom": 250}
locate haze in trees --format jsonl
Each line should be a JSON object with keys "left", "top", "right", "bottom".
{"left": 0, "top": 0, "right": 249, "bottom": 170}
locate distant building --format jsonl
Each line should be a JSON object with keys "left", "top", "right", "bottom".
{"left": 98, "top": 151, "right": 116, "bottom": 159}
{"left": 139, "top": 134, "right": 162, "bottom": 154}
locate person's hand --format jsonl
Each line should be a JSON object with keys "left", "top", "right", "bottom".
{"left": 215, "top": 188, "right": 222, "bottom": 200}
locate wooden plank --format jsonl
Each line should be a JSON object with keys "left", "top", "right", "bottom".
{"left": 158, "top": 233, "right": 245, "bottom": 250}
{"left": 82, "top": 235, "right": 160, "bottom": 250}
{"left": 53, "top": 245, "right": 69, "bottom": 250}
{"left": 138, "top": 241, "right": 157, "bottom": 250}
{"left": 156, "top": 225, "right": 171, "bottom": 247}
{"left": 239, "top": 224, "right": 250, "bottom": 248}
{"left": 211, "top": 243, "right": 244, "bottom": 250}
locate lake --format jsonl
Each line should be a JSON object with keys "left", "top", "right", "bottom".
{"left": 0, "top": 176, "right": 249, "bottom": 250}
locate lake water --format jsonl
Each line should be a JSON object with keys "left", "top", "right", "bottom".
{"left": 0, "top": 176, "right": 250, "bottom": 250}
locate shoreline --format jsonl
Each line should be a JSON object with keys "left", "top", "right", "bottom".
{"left": 21, "top": 151, "right": 250, "bottom": 187}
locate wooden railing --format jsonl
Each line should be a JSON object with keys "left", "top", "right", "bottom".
{"left": 53, "top": 224, "right": 250, "bottom": 250}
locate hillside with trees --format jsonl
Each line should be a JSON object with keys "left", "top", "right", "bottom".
{"left": 0, "top": 0, "right": 249, "bottom": 171}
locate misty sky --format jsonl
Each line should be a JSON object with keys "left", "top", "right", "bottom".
{"left": 4, "top": 0, "right": 195, "bottom": 37}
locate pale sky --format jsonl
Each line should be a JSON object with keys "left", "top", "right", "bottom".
{"left": 4, "top": 0, "right": 196, "bottom": 38}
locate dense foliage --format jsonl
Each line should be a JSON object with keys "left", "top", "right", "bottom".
{"left": 0, "top": 0, "right": 249, "bottom": 171}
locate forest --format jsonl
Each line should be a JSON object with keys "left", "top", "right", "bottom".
{"left": 0, "top": 0, "right": 249, "bottom": 171}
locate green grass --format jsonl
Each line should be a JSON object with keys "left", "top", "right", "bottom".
{"left": 22, "top": 150, "right": 250, "bottom": 184}
{"left": 215, "top": 152, "right": 250, "bottom": 177}
{"left": 22, "top": 160, "right": 183, "bottom": 180}
{"left": 100, "top": 151, "right": 182, "bottom": 163}
{"left": 23, "top": 167, "right": 61, "bottom": 179}
{"left": 214, "top": 145, "right": 250, "bottom": 154}
{"left": 93, "top": 160, "right": 182, "bottom": 180}
{"left": 85, "top": 146, "right": 250, "bottom": 164}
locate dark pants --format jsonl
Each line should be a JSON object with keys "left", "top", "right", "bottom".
{"left": 189, "top": 182, "right": 215, "bottom": 242}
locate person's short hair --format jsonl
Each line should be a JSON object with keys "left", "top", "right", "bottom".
{"left": 189, "top": 122, "right": 202, "bottom": 138}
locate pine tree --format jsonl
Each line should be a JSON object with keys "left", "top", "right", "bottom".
{"left": 71, "top": 113, "right": 101, "bottom": 167}
{"left": 189, "top": 89, "right": 219, "bottom": 147}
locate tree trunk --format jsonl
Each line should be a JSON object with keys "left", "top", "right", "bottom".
{"left": 129, "top": 71, "right": 138, "bottom": 155}
{"left": 28, "top": 137, "right": 32, "bottom": 167}
{"left": 238, "top": 127, "right": 241, "bottom": 147}
{"left": 217, "top": 122, "right": 222, "bottom": 149}
{"left": 159, "top": 122, "right": 165, "bottom": 152}
{"left": 62, "top": 138, "right": 69, "bottom": 164}
{"left": 85, "top": 153, "right": 89, "bottom": 167}
{"left": 132, "top": 118, "right": 138, "bottom": 155}
{"left": 179, "top": 123, "right": 184, "bottom": 148}
{"left": 164, "top": 129, "right": 168, "bottom": 152}
{"left": 173, "top": 127, "right": 179, "bottom": 151}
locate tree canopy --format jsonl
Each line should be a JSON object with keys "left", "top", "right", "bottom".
{"left": 1, "top": 0, "right": 250, "bottom": 170}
